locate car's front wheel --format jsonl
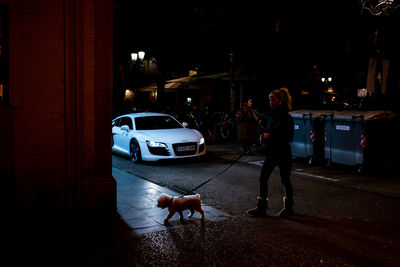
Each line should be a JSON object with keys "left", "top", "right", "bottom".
{"left": 130, "top": 139, "right": 142, "bottom": 163}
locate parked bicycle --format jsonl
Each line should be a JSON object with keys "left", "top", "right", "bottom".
{"left": 213, "top": 112, "right": 237, "bottom": 143}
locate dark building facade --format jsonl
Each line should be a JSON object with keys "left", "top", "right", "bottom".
{"left": 0, "top": 0, "right": 116, "bottom": 219}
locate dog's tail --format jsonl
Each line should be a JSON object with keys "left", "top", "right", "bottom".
{"left": 195, "top": 193, "right": 201, "bottom": 199}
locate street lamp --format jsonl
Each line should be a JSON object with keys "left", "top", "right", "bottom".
{"left": 129, "top": 50, "right": 147, "bottom": 94}
{"left": 138, "top": 51, "right": 145, "bottom": 61}
{"left": 131, "top": 52, "right": 138, "bottom": 61}
{"left": 321, "top": 77, "right": 332, "bottom": 83}
{"left": 131, "top": 51, "right": 145, "bottom": 62}
{"left": 130, "top": 50, "right": 147, "bottom": 72}
{"left": 321, "top": 77, "right": 334, "bottom": 94}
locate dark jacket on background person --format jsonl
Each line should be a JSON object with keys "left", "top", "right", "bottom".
{"left": 236, "top": 103, "right": 258, "bottom": 143}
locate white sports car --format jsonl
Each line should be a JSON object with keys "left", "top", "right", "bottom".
{"left": 112, "top": 112, "right": 206, "bottom": 162}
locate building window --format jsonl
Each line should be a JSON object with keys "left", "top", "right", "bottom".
{"left": 0, "top": 5, "right": 9, "bottom": 106}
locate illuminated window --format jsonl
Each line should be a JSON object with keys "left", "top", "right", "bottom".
{"left": 0, "top": 5, "right": 9, "bottom": 106}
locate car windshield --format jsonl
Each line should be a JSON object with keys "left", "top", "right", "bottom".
{"left": 135, "top": 116, "right": 183, "bottom": 130}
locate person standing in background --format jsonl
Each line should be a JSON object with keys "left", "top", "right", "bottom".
{"left": 236, "top": 98, "right": 258, "bottom": 155}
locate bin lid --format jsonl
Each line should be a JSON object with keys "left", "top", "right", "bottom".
{"left": 327, "top": 110, "right": 396, "bottom": 120}
{"left": 289, "top": 109, "right": 337, "bottom": 118}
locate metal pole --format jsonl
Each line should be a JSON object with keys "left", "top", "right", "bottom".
{"left": 229, "top": 52, "right": 235, "bottom": 112}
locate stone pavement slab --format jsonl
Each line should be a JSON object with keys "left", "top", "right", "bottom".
{"left": 113, "top": 167, "right": 233, "bottom": 235}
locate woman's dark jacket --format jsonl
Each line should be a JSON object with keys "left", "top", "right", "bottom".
{"left": 262, "top": 107, "right": 294, "bottom": 152}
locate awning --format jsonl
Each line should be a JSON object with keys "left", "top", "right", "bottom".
{"left": 138, "top": 74, "right": 219, "bottom": 92}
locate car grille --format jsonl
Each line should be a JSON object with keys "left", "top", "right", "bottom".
{"left": 147, "top": 147, "right": 171, "bottom": 156}
{"left": 173, "top": 142, "right": 197, "bottom": 156}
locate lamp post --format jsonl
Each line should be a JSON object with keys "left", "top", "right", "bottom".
{"left": 321, "top": 76, "right": 336, "bottom": 105}
{"left": 126, "top": 51, "right": 147, "bottom": 111}
{"left": 229, "top": 52, "right": 235, "bottom": 112}
{"left": 138, "top": 51, "right": 145, "bottom": 61}
{"left": 321, "top": 77, "right": 332, "bottom": 84}
{"left": 130, "top": 50, "right": 147, "bottom": 74}
{"left": 131, "top": 50, "right": 145, "bottom": 65}
{"left": 129, "top": 50, "right": 164, "bottom": 110}
{"left": 131, "top": 52, "right": 138, "bottom": 62}
{"left": 131, "top": 51, "right": 145, "bottom": 61}
{"left": 321, "top": 76, "right": 334, "bottom": 93}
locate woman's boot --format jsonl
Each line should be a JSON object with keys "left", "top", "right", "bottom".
{"left": 247, "top": 196, "right": 267, "bottom": 217}
{"left": 278, "top": 197, "right": 294, "bottom": 217}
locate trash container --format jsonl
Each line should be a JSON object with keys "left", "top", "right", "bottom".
{"left": 322, "top": 110, "right": 396, "bottom": 172}
{"left": 289, "top": 110, "right": 335, "bottom": 164}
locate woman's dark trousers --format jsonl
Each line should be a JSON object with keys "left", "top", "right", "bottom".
{"left": 259, "top": 144, "right": 293, "bottom": 200}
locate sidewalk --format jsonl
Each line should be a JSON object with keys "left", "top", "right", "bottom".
{"left": 207, "top": 142, "right": 400, "bottom": 199}
{"left": 114, "top": 167, "right": 233, "bottom": 235}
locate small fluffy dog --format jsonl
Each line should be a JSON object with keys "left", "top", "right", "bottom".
{"left": 157, "top": 193, "right": 204, "bottom": 225}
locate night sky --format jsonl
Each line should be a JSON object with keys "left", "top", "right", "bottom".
{"left": 114, "top": 0, "right": 400, "bottom": 87}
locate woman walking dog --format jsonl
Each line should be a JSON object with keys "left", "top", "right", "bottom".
{"left": 247, "top": 88, "right": 294, "bottom": 217}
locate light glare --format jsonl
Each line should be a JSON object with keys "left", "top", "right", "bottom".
{"left": 138, "top": 51, "right": 145, "bottom": 60}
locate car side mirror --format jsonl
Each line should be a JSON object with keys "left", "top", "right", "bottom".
{"left": 121, "top": 125, "right": 129, "bottom": 131}
{"left": 182, "top": 122, "right": 189, "bottom": 128}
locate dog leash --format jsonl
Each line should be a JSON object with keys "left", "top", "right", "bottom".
{"left": 187, "top": 150, "right": 247, "bottom": 193}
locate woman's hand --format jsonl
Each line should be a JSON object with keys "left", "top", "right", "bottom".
{"left": 263, "top": 133, "right": 270, "bottom": 140}
{"left": 260, "top": 133, "right": 270, "bottom": 142}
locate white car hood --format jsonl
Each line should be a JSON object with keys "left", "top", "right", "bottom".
{"left": 137, "top": 128, "right": 202, "bottom": 143}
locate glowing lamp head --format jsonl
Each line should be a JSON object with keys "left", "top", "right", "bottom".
{"left": 138, "top": 51, "right": 145, "bottom": 61}
{"left": 131, "top": 53, "right": 138, "bottom": 61}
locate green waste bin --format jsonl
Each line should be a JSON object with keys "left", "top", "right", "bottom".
{"left": 322, "top": 110, "right": 396, "bottom": 172}
{"left": 289, "top": 110, "right": 335, "bottom": 164}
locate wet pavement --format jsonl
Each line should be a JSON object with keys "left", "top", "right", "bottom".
{"left": 114, "top": 167, "right": 233, "bottom": 235}
{"left": 9, "top": 142, "right": 400, "bottom": 266}
{"left": 115, "top": 142, "right": 400, "bottom": 238}
{"left": 210, "top": 142, "right": 400, "bottom": 199}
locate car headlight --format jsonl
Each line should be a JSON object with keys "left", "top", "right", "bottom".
{"left": 199, "top": 137, "right": 205, "bottom": 145}
{"left": 146, "top": 140, "right": 167, "bottom": 148}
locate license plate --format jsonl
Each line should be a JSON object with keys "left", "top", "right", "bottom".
{"left": 177, "top": 145, "right": 195, "bottom": 152}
